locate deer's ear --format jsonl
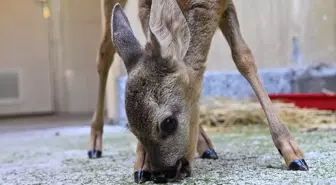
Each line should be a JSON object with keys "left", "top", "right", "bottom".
{"left": 149, "top": 0, "right": 190, "bottom": 62}
{"left": 111, "top": 3, "right": 142, "bottom": 72}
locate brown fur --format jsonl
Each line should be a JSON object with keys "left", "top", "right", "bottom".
{"left": 89, "top": 0, "right": 307, "bottom": 182}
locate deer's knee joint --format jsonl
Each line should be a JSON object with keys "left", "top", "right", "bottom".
{"left": 232, "top": 48, "right": 256, "bottom": 76}
{"left": 96, "top": 50, "right": 114, "bottom": 74}
{"left": 91, "top": 126, "right": 103, "bottom": 134}
{"left": 91, "top": 120, "right": 104, "bottom": 132}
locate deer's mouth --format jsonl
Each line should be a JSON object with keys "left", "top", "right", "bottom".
{"left": 177, "top": 157, "right": 191, "bottom": 179}
{"left": 152, "top": 157, "right": 191, "bottom": 183}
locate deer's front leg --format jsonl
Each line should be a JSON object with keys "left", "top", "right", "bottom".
{"left": 197, "top": 125, "right": 218, "bottom": 160}
{"left": 88, "top": 32, "right": 113, "bottom": 159}
{"left": 88, "top": 0, "right": 127, "bottom": 159}
{"left": 134, "top": 142, "right": 151, "bottom": 183}
{"left": 218, "top": 0, "right": 308, "bottom": 171}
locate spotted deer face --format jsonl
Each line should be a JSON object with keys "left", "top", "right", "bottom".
{"left": 111, "top": 1, "right": 194, "bottom": 181}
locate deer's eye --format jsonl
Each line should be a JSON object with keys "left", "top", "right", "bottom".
{"left": 160, "top": 116, "right": 178, "bottom": 136}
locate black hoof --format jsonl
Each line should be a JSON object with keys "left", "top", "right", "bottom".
{"left": 201, "top": 149, "right": 218, "bottom": 160}
{"left": 288, "top": 159, "right": 309, "bottom": 171}
{"left": 134, "top": 170, "right": 151, "bottom": 184}
{"left": 88, "top": 150, "right": 102, "bottom": 159}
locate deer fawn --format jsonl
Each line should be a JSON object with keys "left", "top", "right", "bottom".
{"left": 88, "top": 0, "right": 309, "bottom": 183}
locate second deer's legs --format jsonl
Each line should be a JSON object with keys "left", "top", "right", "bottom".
{"left": 218, "top": 0, "right": 308, "bottom": 171}
{"left": 88, "top": 0, "right": 127, "bottom": 159}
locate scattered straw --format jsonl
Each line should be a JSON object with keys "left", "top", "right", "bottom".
{"left": 199, "top": 96, "right": 336, "bottom": 131}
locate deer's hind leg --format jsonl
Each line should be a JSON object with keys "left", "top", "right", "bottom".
{"left": 218, "top": 0, "right": 308, "bottom": 171}
{"left": 197, "top": 125, "right": 218, "bottom": 160}
{"left": 88, "top": 0, "right": 127, "bottom": 159}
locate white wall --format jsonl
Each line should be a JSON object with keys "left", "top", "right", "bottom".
{"left": 0, "top": 0, "right": 53, "bottom": 116}
{"left": 49, "top": 0, "right": 102, "bottom": 114}
{"left": 106, "top": 0, "right": 336, "bottom": 120}
{"left": 32, "top": 0, "right": 335, "bottom": 118}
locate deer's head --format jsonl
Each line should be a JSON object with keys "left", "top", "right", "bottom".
{"left": 111, "top": 1, "right": 195, "bottom": 182}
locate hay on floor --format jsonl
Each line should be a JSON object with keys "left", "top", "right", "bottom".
{"left": 199, "top": 96, "right": 336, "bottom": 131}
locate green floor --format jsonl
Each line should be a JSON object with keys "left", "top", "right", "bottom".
{"left": 1, "top": 123, "right": 336, "bottom": 185}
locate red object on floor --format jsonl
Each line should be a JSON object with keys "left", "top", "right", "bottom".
{"left": 268, "top": 93, "right": 336, "bottom": 110}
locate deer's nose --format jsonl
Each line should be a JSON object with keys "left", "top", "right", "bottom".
{"left": 151, "top": 160, "right": 182, "bottom": 183}
{"left": 152, "top": 167, "right": 178, "bottom": 183}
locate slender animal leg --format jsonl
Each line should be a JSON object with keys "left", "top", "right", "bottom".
{"left": 138, "top": 0, "right": 151, "bottom": 39}
{"left": 218, "top": 0, "right": 308, "bottom": 171}
{"left": 134, "top": 142, "right": 151, "bottom": 183}
{"left": 88, "top": 0, "right": 127, "bottom": 159}
{"left": 197, "top": 125, "right": 218, "bottom": 159}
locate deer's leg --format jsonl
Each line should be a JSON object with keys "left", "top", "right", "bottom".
{"left": 134, "top": 142, "right": 151, "bottom": 183}
{"left": 197, "top": 125, "right": 218, "bottom": 160}
{"left": 218, "top": 1, "right": 308, "bottom": 171}
{"left": 138, "top": 0, "right": 151, "bottom": 39}
{"left": 88, "top": 0, "right": 127, "bottom": 159}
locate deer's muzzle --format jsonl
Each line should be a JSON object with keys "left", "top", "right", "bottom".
{"left": 151, "top": 157, "right": 191, "bottom": 183}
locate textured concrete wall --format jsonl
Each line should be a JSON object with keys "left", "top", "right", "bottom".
{"left": 294, "top": 76, "right": 336, "bottom": 93}
{"left": 292, "top": 64, "right": 336, "bottom": 93}
{"left": 291, "top": 0, "right": 336, "bottom": 65}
